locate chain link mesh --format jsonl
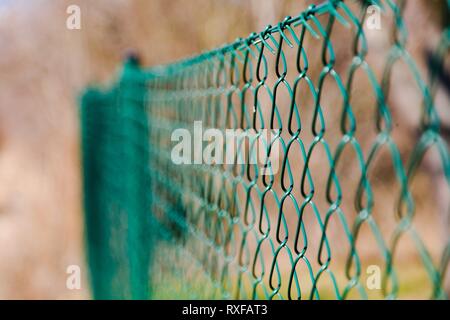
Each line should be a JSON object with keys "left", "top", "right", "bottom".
{"left": 80, "top": 0, "right": 450, "bottom": 299}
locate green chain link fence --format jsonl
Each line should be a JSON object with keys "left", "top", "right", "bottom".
{"left": 80, "top": 0, "right": 450, "bottom": 299}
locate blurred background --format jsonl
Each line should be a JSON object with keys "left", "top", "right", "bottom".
{"left": 0, "top": 0, "right": 448, "bottom": 299}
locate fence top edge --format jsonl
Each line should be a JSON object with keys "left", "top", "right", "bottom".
{"left": 138, "top": 0, "right": 337, "bottom": 77}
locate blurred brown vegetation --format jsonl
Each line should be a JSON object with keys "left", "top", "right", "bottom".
{"left": 0, "top": 0, "right": 448, "bottom": 299}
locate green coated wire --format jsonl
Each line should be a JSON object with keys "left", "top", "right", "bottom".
{"left": 80, "top": 0, "right": 450, "bottom": 300}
